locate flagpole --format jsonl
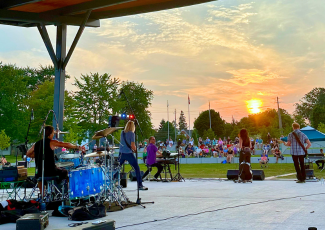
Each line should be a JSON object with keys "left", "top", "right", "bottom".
{"left": 209, "top": 101, "right": 211, "bottom": 129}
{"left": 167, "top": 100, "right": 169, "bottom": 142}
{"left": 188, "top": 94, "right": 191, "bottom": 137}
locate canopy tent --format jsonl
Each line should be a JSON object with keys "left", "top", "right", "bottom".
{"left": 281, "top": 126, "right": 325, "bottom": 142}
{"left": 0, "top": 0, "right": 214, "bottom": 137}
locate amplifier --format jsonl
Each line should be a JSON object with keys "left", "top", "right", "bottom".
{"left": 252, "top": 170, "right": 265, "bottom": 180}
{"left": 120, "top": 173, "right": 127, "bottom": 188}
{"left": 129, "top": 171, "right": 144, "bottom": 181}
{"left": 227, "top": 170, "right": 239, "bottom": 180}
{"left": 306, "top": 169, "right": 315, "bottom": 179}
{"left": 16, "top": 212, "right": 49, "bottom": 230}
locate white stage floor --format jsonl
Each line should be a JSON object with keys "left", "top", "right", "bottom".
{"left": 1, "top": 179, "right": 324, "bottom": 230}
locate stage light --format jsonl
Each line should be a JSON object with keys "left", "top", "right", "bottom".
{"left": 120, "top": 113, "right": 127, "bottom": 120}
{"left": 129, "top": 114, "right": 135, "bottom": 120}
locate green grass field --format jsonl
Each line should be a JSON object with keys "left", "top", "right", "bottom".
{"left": 19, "top": 161, "right": 325, "bottom": 180}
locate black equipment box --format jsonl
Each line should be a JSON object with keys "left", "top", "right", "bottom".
{"left": 0, "top": 168, "right": 18, "bottom": 182}
{"left": 252, "top": 170, "right": 265, "bottom": 180}
{"left": 16, "top": 212, "right": 49, "bottom": 230}
{"left": 227, "top": 170, "right": 239, "bottom": 180}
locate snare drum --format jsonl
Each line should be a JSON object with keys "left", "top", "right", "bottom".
{"left": 60, "top": 154, "right": 81, "bottom": 168}
{"left": 69, "top": 167, "right": 104, "bottom": 199}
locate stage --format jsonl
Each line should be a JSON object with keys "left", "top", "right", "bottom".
{"left": 0, "top": 178, "right": 324, "bottom": 230}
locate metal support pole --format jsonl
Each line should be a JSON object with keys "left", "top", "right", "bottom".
{"left": 53, "top": 25, "right": 67, "bottom": 141}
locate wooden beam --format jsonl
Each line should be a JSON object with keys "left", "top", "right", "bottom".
{"left": 42, "top": 0, "right": 134, "bottom": 16}
{"left": 0, "top": 9, "right": 100, "bottom": 27}
{"left": 92, "top": 0, "right": 215, "bottom": 19}
{"left": 0, "top": 0, "right": 41, "bottom": 9}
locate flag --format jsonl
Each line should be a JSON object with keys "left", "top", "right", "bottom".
{"left": 188, "top": 95, "right": 190, "bottom": 105}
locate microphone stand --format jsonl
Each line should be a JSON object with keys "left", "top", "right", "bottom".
{"left": 121, "top": 91, "right": 154, "bottom": 208}
{"left": 38, "top": 110, "right": 56, "bottom": 209}
{"left": 24, "top": 109, "right": 34, "bottom": 167}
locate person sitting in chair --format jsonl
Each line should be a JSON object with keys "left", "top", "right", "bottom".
{"left": 259, "top": 152, "right": 268, "bottom": 168}
{"left": 186, "top": 144, "right": 194, "bottom": 157}
{"left": 316, "top": 149, "right": 325, "bottom": 169}
{"left": 0, "top": 156, "right": 9, "bottom": 166}
{"left": 142, "top": 136, "right": 163, "bottom": 181}
{"left": 274, "top": 147, "right": 282, "bottom": 163}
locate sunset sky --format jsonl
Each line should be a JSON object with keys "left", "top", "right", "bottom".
{"left": 1, "top": 0, "right": 325, "bottom": 128}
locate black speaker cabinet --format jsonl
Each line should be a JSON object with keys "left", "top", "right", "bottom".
{"left": 120, "top": 173, "right": 127, "bottom": 188}
{"left": 306, "top": 169, "right": 315, "bottom": 179}
{"left": 227, "top": 170, "right": 239, "bottom": 180}
{"left": 252, "top": 170, "right": 265, "bottom": 180}
{"left": 129, "top": 171, "right": 144, "bottom": 181}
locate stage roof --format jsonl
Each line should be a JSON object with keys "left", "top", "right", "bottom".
{"left": 0, "top": 0, "right": 214, "bottom": 28}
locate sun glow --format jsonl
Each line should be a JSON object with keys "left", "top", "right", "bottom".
{"left": 246, "top": 99, "right": 262, "bottom": 114}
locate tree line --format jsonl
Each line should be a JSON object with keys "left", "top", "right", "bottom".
{"left": 0, "top": 62, "right": 154, "bottom": 146}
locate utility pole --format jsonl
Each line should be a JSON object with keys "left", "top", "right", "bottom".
{"left": 277, "top": 97, "right": 283, "bottom": 134}
{"left": 209, "top": 101, "right": 211, "bottom": 129}
{"left": 167, "top": 100, "right": 169, "bottom": 141}
{"left": 175, "top": 109, "right": 177, "bottom": 142}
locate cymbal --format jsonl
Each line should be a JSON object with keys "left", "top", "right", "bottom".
{"left": 60, "top": 154, "right": 80, "bottom": 159}
{"left": 92, "top": 127, "right": 123, "bottom": 139}
{"left": 84, "top": 151, "right": 111, "bottom": 158}
{"left": 56, "top": 162, "right": 74, "bottom": 168}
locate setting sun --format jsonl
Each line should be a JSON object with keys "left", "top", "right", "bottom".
{"left": 246, "top": 99, "right": 262, "bottom": 114}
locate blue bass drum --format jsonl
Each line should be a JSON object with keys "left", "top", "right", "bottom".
{"left": 69, "top": 167, "right": 104, "bottom": 199}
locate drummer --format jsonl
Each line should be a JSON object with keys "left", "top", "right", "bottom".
{"left": 27, "top": 125, "right": 81, "bottom": 194}
{"left": 119, "top": 120, "right": 148, "bottom": 190}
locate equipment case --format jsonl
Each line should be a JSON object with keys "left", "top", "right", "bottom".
{"left": 16, "top": 212, "right": 49, "bottom": 230}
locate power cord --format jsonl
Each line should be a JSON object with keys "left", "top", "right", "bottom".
{"left": 116, "top": 192, "right": 325, "bottom": 229}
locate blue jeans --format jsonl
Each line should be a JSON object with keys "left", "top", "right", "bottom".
{"left": 119, "top": 153, "right": 143, "bottom": 188}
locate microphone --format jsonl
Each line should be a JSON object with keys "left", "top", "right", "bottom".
{"left": 31, "top": 109, "right": 34, "bottom": 121}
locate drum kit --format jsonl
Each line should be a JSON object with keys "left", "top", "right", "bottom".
{"left": 32, "top": 126, "right": 130, "bottom": 210}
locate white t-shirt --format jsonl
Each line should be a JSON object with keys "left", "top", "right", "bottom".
{"left": 169, "top": 140, "right": 173, "bottom": 145}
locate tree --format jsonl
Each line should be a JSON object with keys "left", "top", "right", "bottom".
{"left": 203, "top": 128, "right": 215, "bottom": 140}
{"left": 0, "top": 130, "right": 11, "bottom": 153}
{"left": 155, "top": 119, "right": 175, "bottom": 142}
{"left": 318, "top": 123, "right": 325, "bottom": 134}
{"left": 193, "top": 110, "right": 225, "bottom": 137}
{"left": 178, "top": 110, "right": 187, "bottom": 131}
{"left": 74, "top": 73, "right": 120, "bottom": 137}
{"left": 295, "top": 87, "right": 325, "bottom": 123}
{"left": 192, "top": 129, "right": 199, "bottom": 146}
{"left": 119, "top": 81, "right": 154, "bottom": 139}
{"left": 311, "top": 104, "right": 325, "bottom": 129}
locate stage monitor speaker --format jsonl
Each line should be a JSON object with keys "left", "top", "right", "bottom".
{"left": 306, "top": 169, "right": 315, "bottom": 179}
{"left": 129, "top": 171, "right": 144, "bottom": 181}
{"left": 252, "top": 169, "right": 265, "bottom": 180}
{"left": 227, "top": 170, "right": 239, "bottom": 180}
{"left": 120, "top": 173, "right": 127, "bottom": 188}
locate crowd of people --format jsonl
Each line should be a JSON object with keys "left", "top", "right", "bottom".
{"left": 139, "top": 133, "right": 285, "bottom": 164}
